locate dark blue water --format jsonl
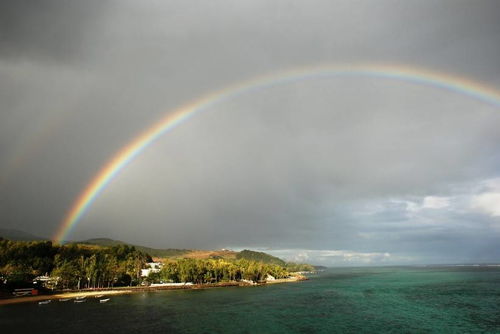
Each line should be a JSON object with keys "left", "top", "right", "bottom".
{"left": 2, "top": 266, "right": 500, "bottom": 333}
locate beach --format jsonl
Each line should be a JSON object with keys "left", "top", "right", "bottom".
{"left": 0, "top": 289, "right": 133, "bottom": 306}
{"left": 0, "top": 275, "right": 306, "bottom": 306}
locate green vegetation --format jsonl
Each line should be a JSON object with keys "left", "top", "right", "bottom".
{"left": 80, "top": 238, "right": 189, "bottom": 258}
{"left": 0, "top": 239, "right": 150, "bottom": 290}
{"left": 235, "top": 250, "right": 315, "bottom": 272}
{"left": 148, "top": 258, "right": 289, "bottom": 284}
{"left": 0, "top": 239, "right": 313, "bottom": 292}
{"left": 285, "top": 262, "right": 315, "bottom": 272}
{"left": 236, "top": 249, "right": 286, "bottom": 266}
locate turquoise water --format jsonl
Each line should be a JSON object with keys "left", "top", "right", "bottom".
{"left": 2, "top": 266, "right": 500, "bottom": 333}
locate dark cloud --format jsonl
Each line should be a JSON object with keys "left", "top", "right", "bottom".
{"left": 0, "top": 0, "right": 109, "bottom": 63}
{"left": 1, "top": 0, "right": 500, "bottom": 265}
{"left": 79, "top": 81, "right": 500, "bottom": 256}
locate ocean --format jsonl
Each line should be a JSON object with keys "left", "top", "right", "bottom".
{"left": 2, "top": 266, "right": 500, "bottom": 333}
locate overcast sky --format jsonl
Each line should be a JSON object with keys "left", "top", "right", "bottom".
{"left": 1, "top": 0, "right": 500, "bottom": 265}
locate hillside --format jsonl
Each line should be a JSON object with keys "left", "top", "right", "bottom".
{"left": 80, "top": 239, "right": 288, "bottom": 265}
{"left": 0, "top": 228, "right": 47, "bottom": 241}
{"left": 236, "top": 249, "right": 286, "bottom": 266}
{"left": 80, "top": 238, "right": 189, "bottom": 258}
{"left": 0, "top": 231, "right": 295, "bottom": 266}
{"left": 182, "top": 249, "right": 238, "bottom": 260}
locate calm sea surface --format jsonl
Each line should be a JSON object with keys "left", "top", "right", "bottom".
{"left": 2, "top": 266, "right": 500, "bottom": 333}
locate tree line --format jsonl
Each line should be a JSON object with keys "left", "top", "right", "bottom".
{"left": 0, "top": 239, "right": 313, "bottom": 291}
{"left": 147, "top": 258, "right": 290, "bottom": 284}
{"left": 0, "top": 239, "right": 150, "bottom": 290}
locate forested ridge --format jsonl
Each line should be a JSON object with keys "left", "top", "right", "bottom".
{"left": 0, "top": 239, "right": 313, "bottom": 291}
{"left": 0, "top": 239, "right": 150, "bottom": 290}
{"left": 80, "top": 238, "right": 189, "bottom": 258}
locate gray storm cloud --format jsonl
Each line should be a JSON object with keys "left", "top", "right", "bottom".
{"left": 1, "top": 0, "right": 500, "bottom": 265}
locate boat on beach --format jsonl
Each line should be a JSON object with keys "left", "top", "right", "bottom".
{"left": 59, "top": 298, "right": 71, "bottom": 302}
{"left": 75, "top": 296, "right": 86, "bottom": 300}
{"left": 95, "top": 294, "right": 104, "bottom": 298}
{"left": 74, "top": 299, "right": 86, "bottom": 303}
{"left": 99, "top": 298, "right": 110, "bottom": 303}
{"left": 38, "top": 300, "right": 51, "bottom": 305}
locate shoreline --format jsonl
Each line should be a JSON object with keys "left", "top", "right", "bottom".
{"left": 0, "top": 289, "right": 133, "bottom": 306}
{"left": 0, "top": 275, "right": 306, "bottom": 306}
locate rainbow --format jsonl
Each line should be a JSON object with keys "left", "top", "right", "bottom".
{"left": 52, "top": 63, "right": 500, "bottom": 243}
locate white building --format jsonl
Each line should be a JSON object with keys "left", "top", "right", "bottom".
{"left": 141, "top": 262, "right": 163, "bottom": 277}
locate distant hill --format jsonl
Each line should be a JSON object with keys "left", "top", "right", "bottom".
{"left": 0, "top": 228, "right": 47, "bottom": 241}
{"left": 236, "top": 249, "right": 286, "bottom": 266}
{"left": 182, "top": 249, "right": 238, "bottom": 260}
{"left": 0, "top": 231, "right": 291, "bottom": 266}
{"left": 80, "top": 239, "right": 288, "bottom": 265}
{"left": 80, "top": 238, "right": 125, "bottom": 247}
{"left": 313, "top": 265, "right": 328, "bottom": 271}
{"left": 79, "top": 238, "right": 189, "bottom": 258}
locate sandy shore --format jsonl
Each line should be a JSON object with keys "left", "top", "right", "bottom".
{"left": 0, "top": 289, "right": 133, "bottom": 306}
{"left": 266, "top": 275, "right": 307, "bottom": 284}
{"left": 0, "top": 276, "right": 307, "bottom": 306}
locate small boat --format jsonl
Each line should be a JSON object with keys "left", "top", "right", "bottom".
{"left": 75, "top": 296, "right": 86, "bottom": 300}
{"left": 94, "top": 294, "right": 104, "bottom": 298}
{"left": 74, "top": 299, "right": 86, "bottom": 303}
{"left": 99, "top": 298, "right": 110, "bottom": 303}
{"left": 38, "top": 300, "right": 51, "bottom": 305}
{"left": 14, "top": 291, "right": 31, "bottom": 297}
{"left": 59, "top": 298, "right": 71, "bottom": 302}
